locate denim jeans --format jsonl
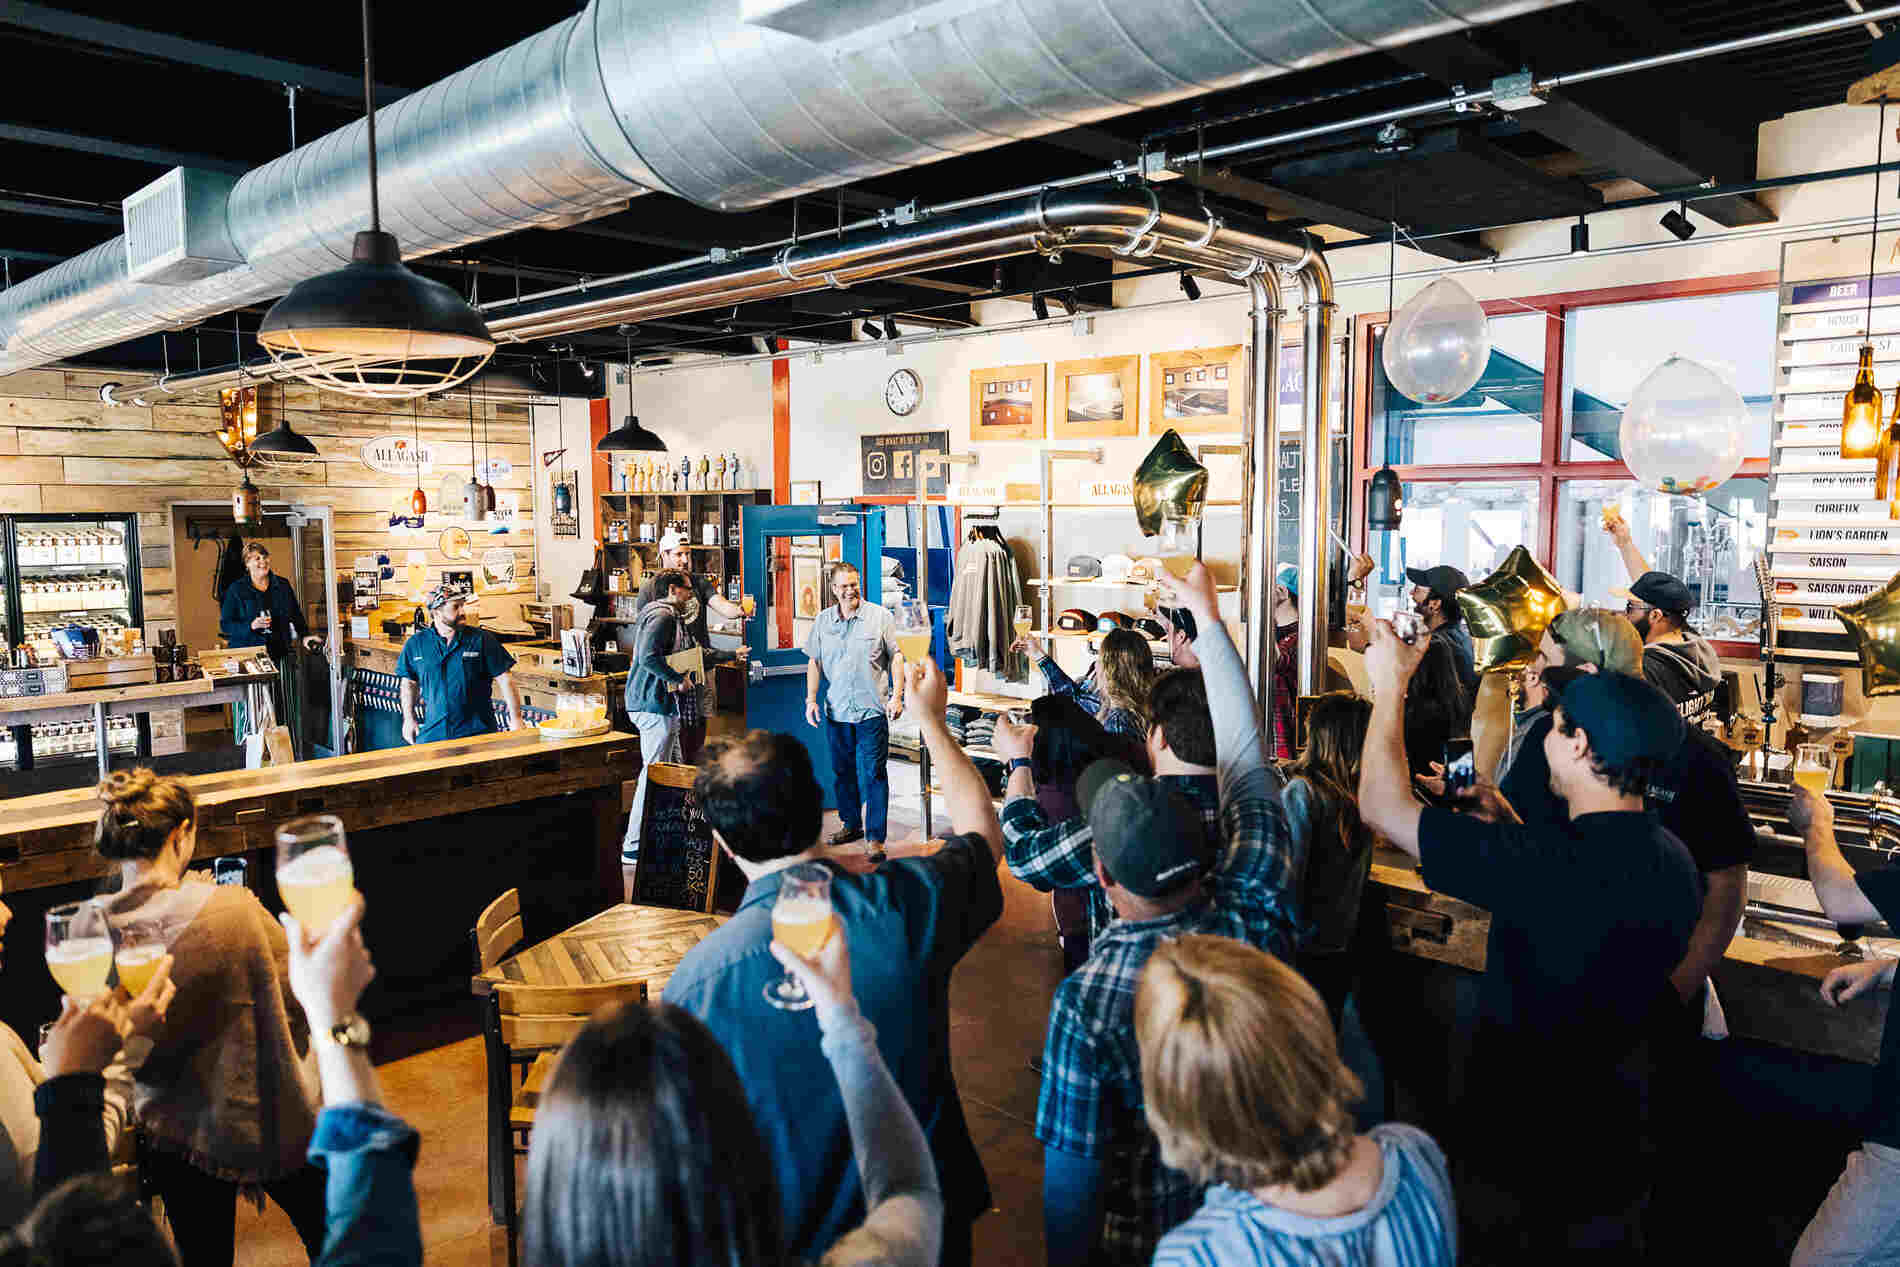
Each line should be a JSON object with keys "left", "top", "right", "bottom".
{"left": 622, "top": 710, "right": 682, "bottom": 861}
{"left": 825, "top": 712, "right": 889, "bottom": 843}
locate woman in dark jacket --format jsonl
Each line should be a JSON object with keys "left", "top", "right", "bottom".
{"left": 219, "top": 543, "right": 320, "bottom": 660}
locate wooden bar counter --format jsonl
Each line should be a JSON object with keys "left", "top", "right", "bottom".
{"left": 0, "top": 729, "right": 637, "bottom": 1034}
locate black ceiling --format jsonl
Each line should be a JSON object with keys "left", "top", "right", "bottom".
{"left": 0, "top": 0, "right": 1885, "bottom": 374}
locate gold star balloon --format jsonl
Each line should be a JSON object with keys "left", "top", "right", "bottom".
{"left": 1133, "top": 429, "right": 1208, "bottom": 538}
{"left": 1454, "top": 546, "right": 1568, "bottom": 673}
{"left": 1836, "top": 568, "right": 1900, "bottom": 696}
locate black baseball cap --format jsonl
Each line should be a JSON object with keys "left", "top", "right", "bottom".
{"left": 1616, "top": 570, "right": 1695, "bottom": 614}
{"left": 1553, "top": 671, "right": 1684, "bottom": 769}
{"left": 1076, "top": 758, "right": 1208, "bottom": 898}
{"left": 1404, "top": 565, "right": 1470, "bottom": 600}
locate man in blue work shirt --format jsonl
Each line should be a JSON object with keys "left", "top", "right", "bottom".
{"left": 803, "top": 562, "right": 907, "bottom": 858}
{"left": 396, "top": 586, "right": 523, "bottom": 744}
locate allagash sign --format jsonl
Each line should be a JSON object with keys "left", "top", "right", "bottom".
{"left": 361, "top": 434, "right": 437, "bottom": 476}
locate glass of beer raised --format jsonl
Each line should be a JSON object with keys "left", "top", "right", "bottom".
{"left": 45, "top": 900, "right": 113, "bottom": 1002}
{"left": 275, "top": 814, "right": 356, "bottom": 937}
{"left": 1794, "top": 743, "right": 1835, "bottom": 796}
{"left": 765, "top": 862, "right": 835, "bottom": 1011}
{"left": 113, "top": 920, "right": 166, "bottom": 997}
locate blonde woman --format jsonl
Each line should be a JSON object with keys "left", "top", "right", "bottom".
{"left": 1018, "top": 628, "right": 1155, "bottom": 742}
{"left": 1138, "top": 935, "right": 1456, "bottom": 1266}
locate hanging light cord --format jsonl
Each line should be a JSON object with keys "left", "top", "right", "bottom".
{"left": 360, "top": 0, "right": 379, "bottom": 235}
{"left": 1384, "top": 170, "right": 1399, "bottom": 468}
{"left": 1869, "top": 97, "right": 1889, "bottom": 340}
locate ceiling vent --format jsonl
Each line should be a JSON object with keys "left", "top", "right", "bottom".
{"left": 123, "top": 168, "right": 243, "bottom": 286}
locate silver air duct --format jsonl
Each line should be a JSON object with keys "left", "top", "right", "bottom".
{"left": 0, "top": 0, "right": 1563, "bottom": 375}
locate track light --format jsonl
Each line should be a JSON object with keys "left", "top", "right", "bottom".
{"left": 1570, "top": 217, "right": 1589, "bottom": 254}
{"left": 1032, "top": 293, "right": 1050, "bottom": 321}
{"left": 1659, "top": 203, "right": 1695, "bottom": 241}
{"left": 863, "top": 321, "right": 883, "bottom": 340}
{"left": 882, "top": 316, "right": 898, "bottom": 341}
{"left": 1179, "top": 271, "right": 1201, "bottom": 301}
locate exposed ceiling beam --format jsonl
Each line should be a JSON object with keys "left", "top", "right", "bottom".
{"left": 0, "top": 196, "right": 116, "bottom": 225}
{"left": 0, "top": 2, "right": 404, "bottom": 104}
{"left": 0, "top": 122, "right": 251, "bottom": 175}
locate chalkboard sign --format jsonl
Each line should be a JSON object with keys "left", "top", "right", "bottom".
{"left": 630, "top": 762, "right": 719, "bottom": 913}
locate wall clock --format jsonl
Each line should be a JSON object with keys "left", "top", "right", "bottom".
{"left": 885, "top": 367, "right": 923, "bottom": 416}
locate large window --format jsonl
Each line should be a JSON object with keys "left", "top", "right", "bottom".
{"left": 1354, "top": 279, "right": 1777, "bottom": 653}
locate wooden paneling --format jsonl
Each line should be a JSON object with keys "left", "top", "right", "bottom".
{"left": 0, "top": 370, "right": 541, "bottom": 640}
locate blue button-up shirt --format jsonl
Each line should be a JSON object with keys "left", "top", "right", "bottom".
{"left": 395, "top": 624, "right": 515, "bottom": 742}
{"left": 804, "top": 601, "right": 900, "bottom": 723}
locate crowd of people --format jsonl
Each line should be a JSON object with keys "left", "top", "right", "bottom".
{"left": 0, "top": 534, "right": 1893, "bottom": 1267}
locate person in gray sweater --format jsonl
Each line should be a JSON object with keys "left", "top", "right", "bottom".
{"left": 620, "top": 570, "right": 696, "bottom": 866}
{"left": 522, "top": 923, "right": 942, "bottom": 1267}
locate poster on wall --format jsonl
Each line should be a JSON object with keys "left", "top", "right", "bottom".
{"left": 1052, "top": 354, "right": 1140, "bottom": 439}
{"left": 969, "top": 363, "right": 1044, "bottom": 441}
{"left": 793, "top": 553, "right": 823, "bottom": 619}
{"left": 1150, "top": 345, "right": 1244, "bottom": 435}
{"left": 861, "top": 430, "right": 950, "bottom": 496}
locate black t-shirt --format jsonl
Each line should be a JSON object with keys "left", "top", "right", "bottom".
{"left": 636, "top": 573, "right": 720, "bottom": 656}
{"left": 1855, "top": 867, "right": 1900, "bottom": 1149}
{"left": 1499, "top": 717, "right": 1754, "bottom": 875}
{"left": 1431, "top": 621, "right": 1480, "bottom": 699}
{"left": 1418, "top": 807, "right": 1702, "bottom": 1198}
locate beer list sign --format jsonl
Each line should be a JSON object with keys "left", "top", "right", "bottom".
{"left": 1767, "top": 271, "right": 1900, "bottom": 664}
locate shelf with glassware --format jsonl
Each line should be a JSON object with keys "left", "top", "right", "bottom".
{"left": 599, "top": 488, "right": 774, "bottom": 601}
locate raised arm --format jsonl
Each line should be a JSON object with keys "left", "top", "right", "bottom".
{"left": 905, "top": 657, "right": 1001, "bottom": 861}
{"left": 1789, "top": 785, "right": 1882, "bottom": 926}
{"left": 1161, "top": 565, "right": 1278, "bottom": 806}
{"left": 1358, "top": 619, "right": 1429, "bottom": 858}
{"left": 1606, "top": 516, "right": 1650, "bottom": 582}
{"left": 771, "top": 935, "right": 943, "bottom": 1267}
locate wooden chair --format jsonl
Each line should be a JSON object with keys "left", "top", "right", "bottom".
{"left": 484, "top": 973, "right": 649, "bottom": 1267}
{"left": 472, "top": 891, "right": 531, "bottom": 1238}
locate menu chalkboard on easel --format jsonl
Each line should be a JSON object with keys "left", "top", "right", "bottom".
{"left": 630, "top": 762, "right": 718, "bottom": 913}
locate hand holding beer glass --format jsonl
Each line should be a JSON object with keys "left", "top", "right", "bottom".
{"left": 45, "top": 900, "right": 113, "bottom": 1002}
{"left": 765, "top": 863, "right": 835, "bottom": 1011}
{"left": 275, "top": 815, "right": 357, "bottom": 937}
{"left": 1794, "top": 743, "right": 1836, "bottom": 796}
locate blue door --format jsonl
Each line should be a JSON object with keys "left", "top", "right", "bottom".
{"left": 743, "top": 505, "right": 885, "bottom": 809}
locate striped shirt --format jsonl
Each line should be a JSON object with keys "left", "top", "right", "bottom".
{"left": 1153, "top": 1125, "right": 1457, "bottom": 1267}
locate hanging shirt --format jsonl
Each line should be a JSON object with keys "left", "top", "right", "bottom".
{"left": 395, "top": 624, "right": 516, "bottom": 742}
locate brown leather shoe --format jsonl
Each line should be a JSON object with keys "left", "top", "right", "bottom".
{"left": 827, "top": 826, "right": 864, "bottom": 846}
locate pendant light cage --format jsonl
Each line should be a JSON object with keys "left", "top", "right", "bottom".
{"left": 256, "top": 333, "right": 493, "bottom": 402}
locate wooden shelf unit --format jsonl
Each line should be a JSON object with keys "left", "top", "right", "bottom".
{"left": 599, "top": 488, "right": 772, "bottom": 596}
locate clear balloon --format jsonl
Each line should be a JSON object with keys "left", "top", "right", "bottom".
{"left": 1382, "top": 277, "right": 1491, "bottom": 404}
{"left": 1618, "top": 356, "right": 1746, "bottom": 496}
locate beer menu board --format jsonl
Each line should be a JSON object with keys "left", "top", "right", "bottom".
{"left": 1768, "top": 270, "right": 1900, "bottom": 664}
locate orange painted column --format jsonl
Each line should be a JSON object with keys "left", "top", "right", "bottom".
{"left": 588, "top": 397, "right": 611, "bottom": 545}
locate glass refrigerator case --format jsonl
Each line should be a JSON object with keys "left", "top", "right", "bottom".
{"left": 3, "top": 514, "right": 145, "bottom": 772}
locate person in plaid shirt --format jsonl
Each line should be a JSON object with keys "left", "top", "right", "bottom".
{"left": 994, "top": 671, "right": 1222, "bottom": 952}
{"left": 1037, "top": 563, "right": 1301, "bottom": 1267}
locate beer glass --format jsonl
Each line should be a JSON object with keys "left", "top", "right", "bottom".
{"left": 113, "top": 920, "right": 166, "bottom": 996}
{"left": 45, "top": 900, "right": 113, "bottom": 1002}
{"left": 765, "top": 863, "right": 835, "bottom": 1011}
{"left": 275, "top": 814, "right": 356, "bottom": 936}
{"left": 1794, "top": 743, "right": 1835, "bottom": 796}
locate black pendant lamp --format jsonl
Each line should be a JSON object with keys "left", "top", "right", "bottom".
{"left": 255, "top": 0, "right": 492, "bottom": 399}
{"left": 597, "top": 334, "right": 666, "bottom": 452}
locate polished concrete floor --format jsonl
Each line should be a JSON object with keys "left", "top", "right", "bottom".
{"left": 232, "top": 767, "right": 1061, "bottom": 1266}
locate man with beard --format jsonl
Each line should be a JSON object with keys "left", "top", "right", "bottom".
{"left": 1404, "top": 564, "right": 1478, "bottom": 700}
{"left": 397, "top": 586, "right": 521, "bottom": 744}
{"left": 1604, "top": 518, "right": 1723, "bottom": 723}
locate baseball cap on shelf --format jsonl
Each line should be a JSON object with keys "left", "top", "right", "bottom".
{"left": 1055, "top": 608, "right": 1098, "bottom": 633}
{"left": 1612, "top": 570, "right": 1695, "bottom": 614}
{"left": 1100, "top": 554, "right": 1136, "bottom": 583}
{"left": 1553, "top": 671, "right": 1684, "bottom": 770}
{"left": 1095, "top": 612, "right": 1132, "bottom": 633}
{"left": 1066, "top": 555, "right": 1104, "bottom": 579}
{"left": 1547, "top": 608, "right": 1642, "bottom": 674}
{"left": 656, "top": 531, "right": 688, "bottom": 554}
{"left": 1077, "top": 758, "right": 1209, "bottom": 898}
{"left": 1404, "top": 564, "right": 1470, "bottom": 600}
{"left": 1131, "top": 616, "right": 1169, "bottom": 641}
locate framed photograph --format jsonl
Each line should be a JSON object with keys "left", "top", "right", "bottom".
{"left": 1149, "top": 344, "right": 1246, "bottom": 434}
{"left": 1052, "top": 354, "right": 1140, "bottom": 438}
{"left": 970, "top": 363, "right": 1044, "bottom": 441}
{"left": 793, "top": 555, "right": 822, "bottom": 619}
{"left": 789, "top": 480, "right": 822, "bottom": 506}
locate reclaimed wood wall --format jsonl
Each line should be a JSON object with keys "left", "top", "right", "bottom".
{"left": 0, "top": 365, "right": 539, "bottom": 638}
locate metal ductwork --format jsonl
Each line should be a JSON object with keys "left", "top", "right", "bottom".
{"left": 0, "top": 0, "right": 1565, "bottom": 375}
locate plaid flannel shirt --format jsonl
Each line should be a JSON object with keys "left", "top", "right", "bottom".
{"left": 999, "top": 774, "right": 1221, "bottom": 944}
{"left": 1034, "top": 622, "right": 1298, "bottom": 1266}
{"left": 1038, "top": 655, "right": 1148, "bottom": 742}
{"left": 1270, "top": 626, "right": 1298, "bottom": 761}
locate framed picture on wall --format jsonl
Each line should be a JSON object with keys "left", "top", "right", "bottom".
{"left": 970, "top": 363, "right": 1044, "bottom": 441}
{"left": 790, "top": 480, "right": 822, "bottom": 505}
{"left": 1052, "top": 354, "right": 1140, "bottom": 438}
{"left": 1149, "top": 345, "right": 1245, "bottom": 434}
{"left": 793, "top": 555, "right": 822, "bottom": 619}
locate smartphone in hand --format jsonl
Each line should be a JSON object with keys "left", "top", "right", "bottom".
{"left": 1442, "top": 737, "right": 1475, "bottom": 802}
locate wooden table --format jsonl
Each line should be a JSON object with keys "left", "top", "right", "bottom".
{"left": 471, "top": 902, "right": 726, "bottom": 999}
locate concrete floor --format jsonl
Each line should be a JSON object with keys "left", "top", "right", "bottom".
{"left": 231, "top": 764, "right": 1061, "bottom": 1266}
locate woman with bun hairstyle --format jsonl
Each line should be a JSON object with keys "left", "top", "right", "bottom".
{"left": 92, "top": 769, "right": 327, "bottom": 1266}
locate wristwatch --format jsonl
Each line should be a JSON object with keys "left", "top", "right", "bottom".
{"left": 1008, "top": 757, "right": 1034, "bottom": 777}
{"left": 316, "top": 1014, "right": 371, "bottom": 1049}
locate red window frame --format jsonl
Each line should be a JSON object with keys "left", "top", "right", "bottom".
{"left": 1347, "top": 270, "right": 1779, "bottom": 660}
